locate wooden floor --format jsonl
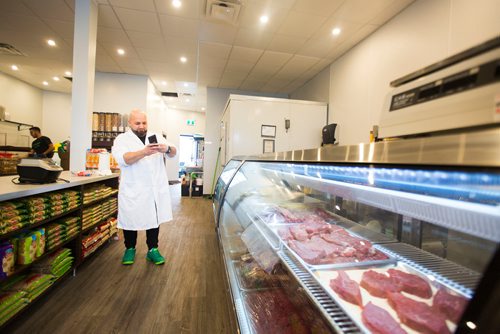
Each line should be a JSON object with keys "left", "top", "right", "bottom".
{"left": 8, "top": 186, "right": 236, "bottom": 334}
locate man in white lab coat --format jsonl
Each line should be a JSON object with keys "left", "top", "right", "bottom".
{"left": 112, "top": 109, "right": 177, "bottom": 265}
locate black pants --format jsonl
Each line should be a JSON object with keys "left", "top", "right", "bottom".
{"left": 123, "top": 227, "right": 159, "bottom": 250}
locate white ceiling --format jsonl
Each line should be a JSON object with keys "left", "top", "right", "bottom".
{"left": 0, "top": 0, "right": 414, "bottom": 112}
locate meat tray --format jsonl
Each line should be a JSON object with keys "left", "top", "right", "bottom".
{"left": 312, "top": 262, "right": 470, "bottom": 334}
{"left": 272, "top": 223, "right": 396, "bottom": 270}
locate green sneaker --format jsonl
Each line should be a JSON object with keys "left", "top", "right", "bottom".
{"left": 122, "top": 248, "right": 136, "bottom": 265}
{"left": 146, "top": 248, "right": 165, "bottom": 265}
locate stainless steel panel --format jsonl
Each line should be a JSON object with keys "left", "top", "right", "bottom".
{"left": 236, "top": 128, "right": 500, "bottom": 167}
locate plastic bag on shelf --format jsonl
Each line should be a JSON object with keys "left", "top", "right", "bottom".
{"left": 241, "top": 224, "right": 279, "bottom": 273}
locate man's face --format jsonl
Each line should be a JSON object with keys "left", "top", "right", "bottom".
{"left": 30, "top": 130, "right": 38, "bottom": 138}
{"left": 129, "top": 113, "right": 147, "bottom": 137}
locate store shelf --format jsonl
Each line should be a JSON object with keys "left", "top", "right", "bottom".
{"left": 81, "top": 210, "right": 117, "bottom": 234}
{"left": 0, "top": 269, "right": 73, "bottom": 330}
{"left": 3, "top": 234, "right": 78, "bottom": 281}
{"left": 82, "top": 191, "right": 118, "bottom": 207}
{"left": 0, "top": 207, "right": 81, "bottom": 241}
{"left": 267, "top": 170, "right": 500, "bottom": 243}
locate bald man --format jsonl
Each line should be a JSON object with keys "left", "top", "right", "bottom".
{"left": 112, "top": 110, "right": 177, "bottom": 265}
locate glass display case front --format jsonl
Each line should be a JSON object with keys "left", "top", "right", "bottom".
{"left": 214, "top": 129, "right": 500, "bottom": 334}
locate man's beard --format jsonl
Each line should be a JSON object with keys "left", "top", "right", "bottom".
{"left": 132, "top": 129, "right": 147, "bottom": 137}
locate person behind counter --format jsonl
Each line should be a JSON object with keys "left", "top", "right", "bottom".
{"left": 29, "top": 126, "right": 54, "bottom": 158}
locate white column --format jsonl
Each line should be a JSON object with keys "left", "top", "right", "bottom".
{"left": 70, "top": 0, "right": 97, "bottom": 171}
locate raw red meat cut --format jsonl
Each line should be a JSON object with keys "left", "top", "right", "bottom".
{"left": 388, "top": 269, "right": 432, "bottom": 299}
{"left": 288, "top": 240, "right": 325, "bottom": 265}
{"left": 275, "top": 207, "right": 303, "bottom": 223}
{"left": 289, "top": 225, "right": 309, "bottom": 241}
{"left": 303, "top": 221, "right": 332, "bottom": 235}
{"left": 433, "top": 287, "right": 468, "bottom": 323}
{"left": 362, "top": 302, "right": 407, "bottom": 334}
{"left": 245, "top": 289, "right": 309, "bottom": 334}
{"left": 278, "top": 227, "right": 293, "bottom": 241}
{"left": 313, "top": 207, "right": 336, "bottom": 221}
{"left": 387, "top": 292, "right": 450, "bottom": 334}
{"left": 320, "top": 231, "right": 373, "bottom": 255}
{"left": 329, "top": 271, "right": 363, "bottom": 307}
{"left": 360, "top": 270, "right": 400, "bottom": 298}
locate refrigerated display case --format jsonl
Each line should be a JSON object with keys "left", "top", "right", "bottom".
{"left": 213, "top": 128, "right": 500, "bottom": 334}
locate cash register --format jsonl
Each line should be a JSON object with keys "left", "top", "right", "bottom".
{"left": 17, "top": 158, "right": 63, "bottom": 184}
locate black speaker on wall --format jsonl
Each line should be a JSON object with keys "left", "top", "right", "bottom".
{"left": 322, "top": 123, "right": 337, "bottom": 145}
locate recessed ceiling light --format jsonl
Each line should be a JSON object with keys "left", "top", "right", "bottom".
{"left": 117, "top": 48, "right": 125, "bottom": 55}
{"left": 162, "top": 81, "right": 167, "bottom": 86}
{"left": 260, "top": 15, "right": 269, "bottom": 24}
{"left": 65, "top": 71, "right": 72, "bottom": 76}
{"left": 47, "top": 39, "right": 56, "bottom": 46}
{"left": 201, "top": 107, "right": 206, "bottom": 111}
{"left": 183, "top": 83, "right": 188, "bottom": 87}
{"left": 172, "top": 0, "right": 182, "bottom": 8}
{"left": 11, "top": 65, "right": 18, "bottom": 71}
{"left": 180, "top": 56, "right": 187, "bottom": 63}
{"left": 42, "top": 81, "right": 49, "bottom": 86}
{"left": 332, "top": 27, "right": 341, "bottom": 36}
{"left": 185, "top": 98, "right": 190, "bottom": 102}
{"left": 53, "top": 76, "right": 60, "bottom": 81}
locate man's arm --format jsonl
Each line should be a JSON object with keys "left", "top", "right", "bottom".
{"left": 155, "top": 143, "right": 177, "bottom": 158}
{"left": 43, "top": 143, "right": 54, "bottom": 156}
{"left": 123, "top": 144, "right": 159, "bottom": 165}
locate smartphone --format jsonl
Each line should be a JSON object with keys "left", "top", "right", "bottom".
{"left": 148, "top": 134, "right": 158, "bottom": 144}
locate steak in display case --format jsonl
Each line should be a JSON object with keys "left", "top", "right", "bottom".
{"left": 213, "top": 128, "right": 500, "bottom": 334}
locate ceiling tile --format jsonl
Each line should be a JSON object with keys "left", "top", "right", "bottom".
{"left": 154, "top": 0, "right": 201, "bottom": 19}
{"left": 127, "top": 31, "right": 165, "bottom": 49}
{"left": 262, "top": 77, "right": 290, "bottom": 90}
{"left": 0, "top": 0, "right": 33, "bottom": 15}
{"left": 312, "top": 17, "right": 364, "bottom": 42}
{"left": 96, "top": 63, "right": 123, "bottom": 73}
{"left": 199, "top": 21, "right": 237, "bottom": 44}
{"left": 296, "top": 37, "right": 340, "bottom": 58}
{"left": 233, "top": 28, "right": 273, "bottom": 49}
{"left": 98, "top": 4, "right": 122, "bottom": 29}
{"left": 327, "top": 24, "right": 380, "bottom": 59}
{"left": 135, "top": 47, "right": 170, "bottom": 62}
{"left": 1, "top": 14, "right": 53, "bottom": 35}
{"left": 97, "top": 27, "right": 130, "bottom": 44}
{"left": 159, "top": 14, "right": 200, "bottom": 39}
{"left": 199, "top": 42, "right": 232, "bottom": 60}
{"left": 143, "top": 60, "right": 178, "bottom": 72}
{"left": 101, "top": 42, "right": 140, "bottom": 59}
{"left": 267, "top": 34, "right": 307, "bottom": 54}
{"left": 199, "top": 56, "right": 228, "bottom": 71}
{"left": 370, "top": 0, "right": 414, "bottom": 25}
{"left": 225, "top": 59, "right": 255, "bottom": 74}
{"left": 240, "top": 79, "right": 268, "bottom": 91}
{"left": 291, "top": 0, "right": 344, "bottom": 17}
{"left": 221, "top": 71, "right": 248, "bottom": 82}
{"left": 43, "top": 19, "right": 75, "bottom": 40}
{"left": 163, "top": 36, "right": 198, "bottom": 58}
{"left": 23, "top": 0, "right": 74, "bottom": 21}
{"left": 277, "top": 10, "right": 328, "bottom": 38}
{"left": 274, "top": 55, "right": 320, "bottom": 79}
{"left": 108, "top": 0, "right": 156, "bottom": 12}
{"left": 249, "top": 0, "right": 296, "bottom": 10}
{"left": 229, "top": 46, "right": 263, "bottom": 63}
{"left": 253, "top": 51, "right": 293, "bottom": 74}
{"left": 238, "top": 4, "right": 289, "bottom": 33}
{"left": 332, "top": 0, "right": 394, "bottom": 23}
{"left": 115, "top": 7, "right": 161, "bottom": 33}
{"left": 219, "top": 76, "right": 244, "bottom": 89}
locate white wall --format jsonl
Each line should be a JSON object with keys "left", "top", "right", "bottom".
{"left": 290, "top": 66, "right": 330, "bottom": 105}
{"left": 93, "top": 72, "right": 148, "bottom": 114}
{"left": 42, "top": 91, "right": 72, "bottom": 144}
{"left": 327, "top": 0, "right": 500, "bottom": 145}
{"left": 164, "top": 108, "right": 206, "bottom": 181}
{"left": 204, "top": 87, "right": 288, "bottom": 194}
{"left": 0, "top": 72, "right": 42, "bottom": 147}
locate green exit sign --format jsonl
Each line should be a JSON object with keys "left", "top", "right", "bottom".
{"left": 187, "top": 119, "right": 195, "bottom": 126}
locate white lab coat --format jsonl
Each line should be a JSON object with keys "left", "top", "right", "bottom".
{"left": 112, "top": 130, "right": 173, "bottom": 230}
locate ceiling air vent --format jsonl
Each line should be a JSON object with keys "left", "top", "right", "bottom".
{"left": 206, "top": 0, "right": 242, "bottom": 25}
{"left": 0, "top": 43, "right": 26, "bottom": 56}
{"left": 161, "top": 92, "right": 179, "bottom": 98}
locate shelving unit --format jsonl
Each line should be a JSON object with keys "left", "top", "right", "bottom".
{"left": 0, "top": 172, "right": 119, "bottom": 329}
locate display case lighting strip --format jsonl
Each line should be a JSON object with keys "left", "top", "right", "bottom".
{"left": 278, "top": 250, "right": 362, "bottom": 334}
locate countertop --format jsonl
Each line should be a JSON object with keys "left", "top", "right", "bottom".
{"left": 0, "top": 171, "right": 119, "bottom": 202}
